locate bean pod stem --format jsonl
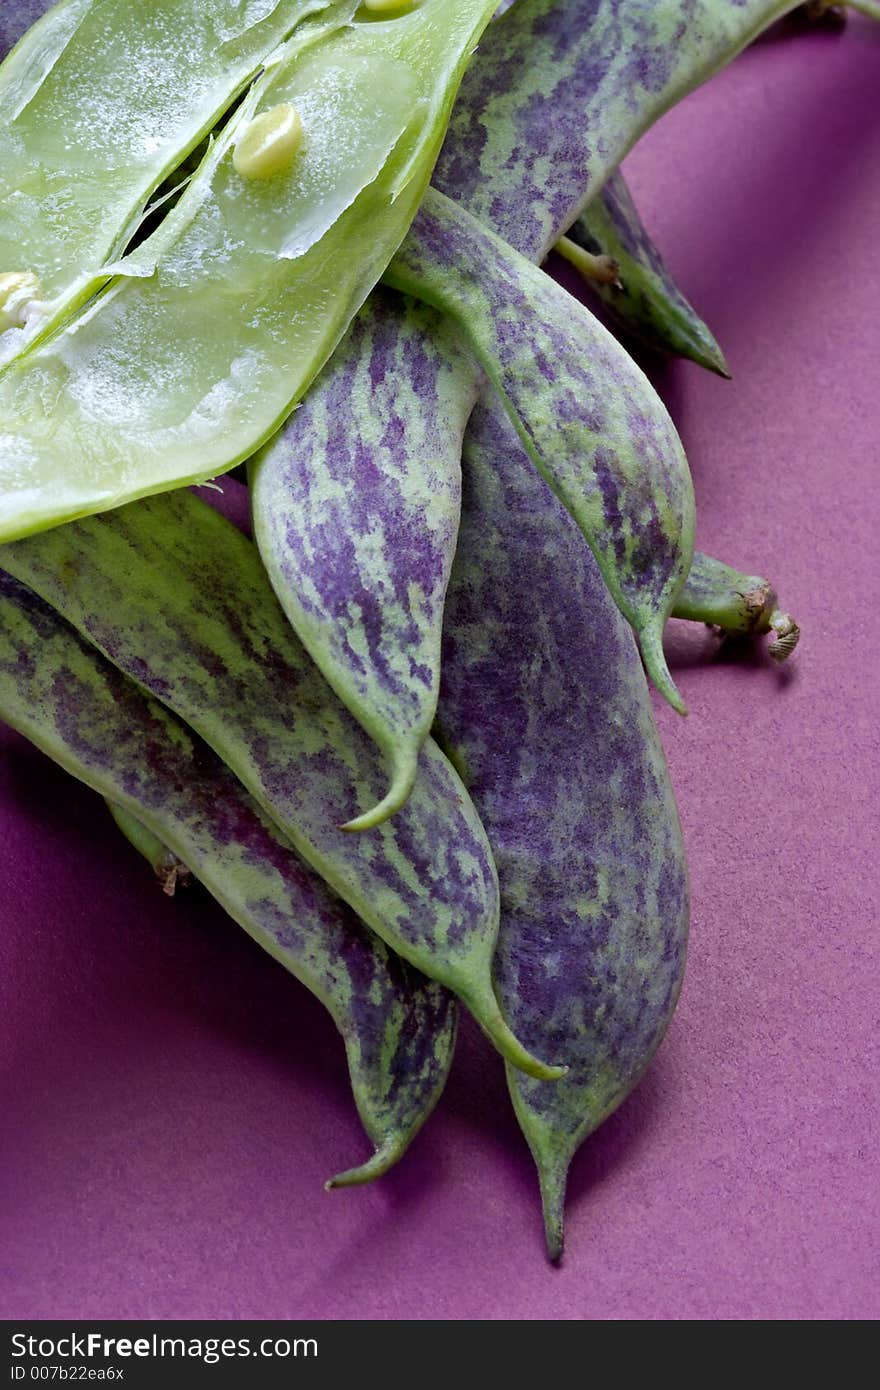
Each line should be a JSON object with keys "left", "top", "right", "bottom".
{"left": 674, "top": 551, "right": 800, "bottom": 660}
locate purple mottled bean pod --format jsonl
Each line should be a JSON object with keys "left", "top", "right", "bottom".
{"left": 0, "top": 0, "right": 51, "bottom": 55}
{"left": 436, "top": 397, "right": 689, "bottom": 1259}
{"left": 434, "top": 0, "right": 798, "bottom": 260}
{"left": 254, "top": 0, "right": 800, "bottom": 783}
{"left": 0, "top": 567, "right": 457, "bottom": 1186}
{"left": 251, "top": 291, "right": 481, "bottom": 830}
{"left": 1, "top": 490, "right": 562, "bottom": 1082}
{"left": 387, "top": 188, "right": 695, "bottom": 712}
{"left": 256, "top": 0, "right": 801, "bottom": 777}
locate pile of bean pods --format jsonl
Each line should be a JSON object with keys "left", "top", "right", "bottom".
{"left": 3, "top": 0, "right": 858, "bottom": 1260}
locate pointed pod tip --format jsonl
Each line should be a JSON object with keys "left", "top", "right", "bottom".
{"left": 663, "top": 302, "right": 729, "bottom": 379}
{"left": 325, "top": 1137, "right": 404, "bottom": 1191}
{"left": 546, "top": 1229, "right": 565, "bottom": 1265}
{"left": 472, "top": 990, "right": 567, "bottom": 1081}
{"left": 668, "top": 687, "right": 688, "bottom": 718}
{"left": 693, "top": 336, "right": 731, "bottom": 380}
{"left": 493, "top": 1022, "right": 566, "bottom": 1082}
{"left": 639, "top": 621, "right": 687, "bottom": 716}
{"left": 537, "top": 1161, "right": 568, "bottom": 1264}
{"left": 339, "top": 754, "right": 419, "bottom": 833}
{"left": 539, "top": 1061, "right": 569, "bottom": 1081}
{"left": 707, "top": 357, "right": 732, "bottom": 381}
{"left": 500, "top": 1035, "right": 567, "bottom": 1083}
{"left": 668, "top": 308, "right": 729, "bottom": 379}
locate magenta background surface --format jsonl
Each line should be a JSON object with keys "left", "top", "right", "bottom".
{"left": 1, "top": 19, "right": 878, "bottom": 1322}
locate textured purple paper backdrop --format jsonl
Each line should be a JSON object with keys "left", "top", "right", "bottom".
{"left": 1, "top": 19, "right": 878, "bottom": 1321}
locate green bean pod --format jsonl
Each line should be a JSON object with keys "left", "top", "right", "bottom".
{"left": 0, "top": 0, "right": 346, "bottom": 367}
{"left": 1, "top": 490, "right": 562, "bottom": 1081}
{"left": 0, "top": 0, "right": 501, "bottom": 543}
{"left": 0, "top": 566, "right": 457, "bottom": 1184}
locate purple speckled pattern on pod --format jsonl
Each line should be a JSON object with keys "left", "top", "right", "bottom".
{"left": 434, "top": 0, "right": 797, "bottom": 260}
{"left": 256, "top": 1, "right": 803, "bottom": 778}
{"left": 436, "top": 396, "right": 689, "bottom": 1259}
{"left": 1, "top": 490, "right": 564, "bottom": 1082}
{"left": 0, "top": 568, "right": 457, "bottom": 1186}
{"left": 387, "top": 188, "right": 695, "bottom": 712}
{"left": 0, "top": 0, "right": 50, "bottom": 54}
{"left": 598, "top": 167, "right": 681, "bottom": 278}
{"left": 2, "top": 15, "right": 879, "bottom": 1317}
{"left": 251, "top": 289, "right": 482, "bottom": 829}
{"left": 252, "top": 0, "right": 776, "bottom": 785}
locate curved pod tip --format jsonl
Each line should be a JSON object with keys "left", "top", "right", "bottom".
{"left": 638, "top": 621, "right": 687, "bottom": 716}
{"left": 325, "top": 1137, "right": 405, "bottom": 1191}
{"left": 338, "top": 753, "right": 419, "bottom": 833}
{"left": 472, "top": 991, "right": 567, "bottom": 1082}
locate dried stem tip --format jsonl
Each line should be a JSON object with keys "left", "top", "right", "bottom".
{"left": 768, "top": 611, "right": 801, "bottom": 662}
